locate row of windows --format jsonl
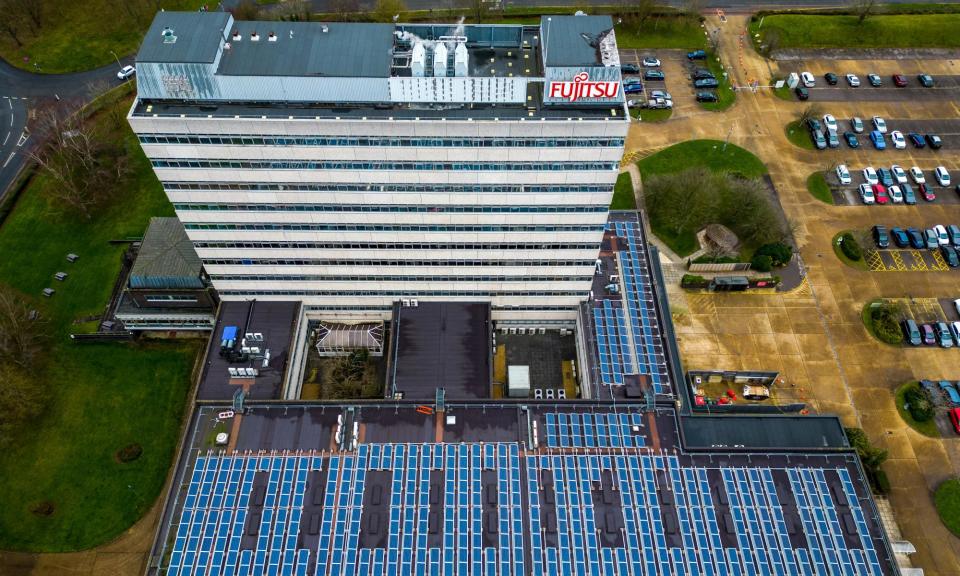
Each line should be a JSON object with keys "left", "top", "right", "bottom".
{"left": 203, "top": 258, "right": 595, "bottom": 267}
{"left": 185, "top": 223, "right": 605, "bottom": 232}
{"left": 302, "top": 304, "right": 576, "bottom": 311}
{"left": 174, "top": 203, "right": 607, "bottom": 214}
{"left": 165, "top": 182, "right": 612, "bottom": 194}
{"left": 140, "top": 134, "right": 625, "bottom": 148}
{"left": 220, "top": 289, "right": 587, "bottom": 296}
{"left": 194, "top": 241, "right": 600, "bottom": 250}
{"left": 152, "top": 160, "right": 619, "bottom": 171}
{"left": 144, "top": 295, "right": 199, "bottom": 302}
{"left": 211, "top": 274, "right": 592, "bottom": 282}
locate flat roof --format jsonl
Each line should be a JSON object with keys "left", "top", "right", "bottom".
{"left": 541, "top": 15, "right": 616, "bottom": 67}
{"left": 137, "top": 11, "right": 230, "bottom": 64}
{"left": 681, "top": 415, "right": 851, "bottom": 450}
{"left": 218, "top": 21, "right": 394, "bottom": 78}
{"left": 390, "top": 301, "right": 490, "bottom": 400}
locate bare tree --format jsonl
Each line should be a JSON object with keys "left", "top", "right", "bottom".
{"left": 328, "top": 0, "right": 361, "bottom": 21}
{"left": 796, "top": 104, "right": 823, "bottom": 126}
{"left": 621, "top": 0, "right": 657, "bottom": 27}
{"left": 28, "top": 103, "right": 132, "bottom": 219}
{"left": 851, "top": 0, "right": 878, "bottom": 24}
{"left": 274, "top": 0, "right": 312, "bottom": 21}
{"left": 469, "top": 0, "right": 490, "bottom": 24}
{"left": 372, "top": 0, "right": 406, "bottom": 23}
{"left": 679, "top": 0, "right": 704, "bottom": 19}
{"left": 0, "top": 0, "right": 27, "bottom": 47}
{"left": 230, "top": 0, "right": 261, "bottom": 21}
{"left": 0, "top": 286, "right": 47, "bottom": 370}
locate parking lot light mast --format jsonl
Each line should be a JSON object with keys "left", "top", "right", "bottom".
{"left": 109, "top": 50, "right": 122, "bottom": 70}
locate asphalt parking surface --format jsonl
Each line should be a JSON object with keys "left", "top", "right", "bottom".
{"left": 824, "top": 165, "right": 958, "bottom": 206}
{"left": 804, "top": 118, "right": 960, "bottom": 150}
{"left": 865, "top": 247, "right": 954, "bottom": 273}
{"left": 800, "top": 75, "right": 960, "bottom": 102}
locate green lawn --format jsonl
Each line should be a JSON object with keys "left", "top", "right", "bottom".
{"left": 785, "top": 120, "right": 816, "bottom": 150}
{"left": 698, "top": 53, "right": 736, "bottom": 112}
{"left": 0, "top": 0, "right": 203, "bottom": 73}
{"left": 637, "top": 107, "right": 673, "bottom": 123}
{"left": 0, "top": 95, "right": 201, "bottom": 551}
{"left": 611, "top": 171, "right": 637, "bottom": 210}
{"left": 859, "top": 299, "right": 898, "bottom": 346}
{"left": 749, "top": 12, "right": 960, "bottom": 50}
{"left": 935, "top": 478, "right": 960, "bottom": 538}
{"left": 834, "top": 233, "right": 868, "bottom": 270}
{"left": 807, "top": 172, "right": 833, "bottom": 204}
{"left": 615, "top": 17, "right": 707, "bottom": 50}
{"left": 895, "top": 381, "right": 940, "bottom": 438}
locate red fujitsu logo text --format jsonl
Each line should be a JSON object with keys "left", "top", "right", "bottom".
{"left": 548, "top": 72, "right": 620, "bottom": 102}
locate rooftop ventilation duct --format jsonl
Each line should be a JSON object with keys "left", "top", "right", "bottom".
{"left": 433, "top": 42, "right": 448, "bottom": 77}
{"left": 411, "top": 42, "right": 425, "bottom": 77}
{"left": 454, "top": 42, "right": 468, "bottom": 77}
{"left": 232, "top": 30, "right": 241, "bottom": 41}
{"left": 251, "top": 31, "right": 260, "bottom": 42}
{"left": 161, "top": 27, "right": 177, "bottom": 44}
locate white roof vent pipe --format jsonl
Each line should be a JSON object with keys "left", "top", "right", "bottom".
{"left": 411, "top": 42, "right": 426, "bottom": 77}
{"left": 268, "top": 31, "right": 277, "bottom": 42}
{"left": 433, "top": 42, "right": 448, "bottom": 77}
{"left": 232, "top": 30, "right": 241, "bottom": 41}
{"left": 250, "top": 31, "right": 260, "bottom": 41}
{"left": 454, "top": 42, "right": 468, "bottom": 77}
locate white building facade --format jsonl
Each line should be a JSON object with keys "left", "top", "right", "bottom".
{"left": 129, "top": 12, "right": 628, "bottom": 321}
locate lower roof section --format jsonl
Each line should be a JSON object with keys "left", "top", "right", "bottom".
{"left": 681, "top": 415, "right": 851, "bottom": 451}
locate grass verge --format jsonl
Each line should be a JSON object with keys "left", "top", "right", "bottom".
{"left": 0, "top": 94, "right": 201, "bottom": 551}
{"left": 611, "top": 172, "right": 637, "bottom": 210}
{"left": 638, "top": 107, "right": 673, "bottom": 123}
{"left": 614, "top": 17, "right": 707, "bottom": 50}
{"left": 895, "top": 381, "right": 940, "bottom": 438}
{"left": 749, "top": 12, "right": 960, "bottom": 51}
{"left": 935, "top": 478, "right": 960, "bottom": 538}
{"left": 785, "top": 121, "right": 816, "bottom": 150}
{"left": 699, "top": 52, "right": 736, "bottom": 112}
{"left": 833, "top": 231, "right": 869, "bottom": 271}
{"left": 806, "top": 172, "right": 833, "bottom": 204}
{"left": 860, "top": 299, "right": 900, "bottom": 345}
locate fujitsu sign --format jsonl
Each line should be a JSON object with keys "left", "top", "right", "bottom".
{"left": 548, "top": 72, "right": 620, "bottom": 102}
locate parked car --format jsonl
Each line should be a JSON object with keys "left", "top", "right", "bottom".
{"left": 824, "top": 72, "right": 838, "bottom": 85}
{"left": 934, "top": 224, "right": 950, "bottom": 245}
{"left": 918, "top": 74, "right": 934, "bottom": 87}
{"left": 694, "top": 78, "right": 719, "bottom": 89}
{"left": 687, "top": 49, "right": 706, "bottom": 60}
{"left": 908, "top": 133, "right": 926, "bottom": 148}
{"left": 909, "top": 166, "right": 925, "bottom": 184}
{"left": 952, "top": 322, "right": 960, "bottom": 343}
{"left": 862, "top": 166, "right": 879, "bottom": 185}
{"left": 643, "top": 70, "right": 665, "bottom": 81}
{"left": 696, "top": 92, "right": 718, "bottom": 102}
{"left": 907, "top": 227, "right": 924, "bottom": 249}
{"left": 858, "top": 184, "right": 875, "bottom": 204}
{"left": 800, "top": 71, "right": 815, "bottom": 87}
{"left": 873, "top": 184, "right": 889, "bottom": 204}
{"left": 902, "top": 318, "right": 921, "bottom": 346}
{"left": 924, "top": 228, "right": 939, "bottom": 250}
{"left": 867, "top": 73, "right": 882, "bottom": 86}
{"left": 845, "top": 74, "right": 860, "bottom": 87}
{"left": 117, "top": 65, "right": 136, "bottom": 80}
{"left": 835, "top": 164, "right": 851, "bottom": 185}
{"left": 872, "top": 116, "right": 887, "bottom": 133}
{"left": 651, "top": 90, "right": 672, "bottom": 100}
{"left": 936, "top": 322, "right": 954, "bottom": 348}
{"left": 950, "top": 408, "right": 960, "bottom": 435}
{"left": 693, "top": 68, "right": 715, "bottom": 80}
{"left": 873, "top": 225, "right": 889, "bottom": 248}
{"left": 621, "top": 63, "right": 640, "bottom": 74}
{"left": 795, "top": 87, "right": 809, "bottom": 100}
{"left": 624, "top": 84, "right": 643, "bottom": 94}
{"left": 641, "top": 57, "right": 660, "bottom": 67}
{"left": 901, "top": 183, "right": 916, "bottom": 205}
{"left": 955, "top": 298, "right": 960, "bottom": 317}
{"left": 892, "top": 74, "right": 908, "bottom": 87}
{"left": 919, "top": 183, "right": 935, "bottom": 201}
{"left": 821, "top": 114, "right": 838, "bottom": 134}
{"left": 948, "top": 224, "right": 960, "bottom": 246}
{"left": 877, "top": 167, "right": 894, "bottom": 187}
{"left": 850, "top": 117, "right": 864, "bottom": 133}
{"left": 927, "top": 134, "right": 943, "bottom": 149}
{"left": 844, "top": 132, "right": 860, "bottom": 148}
{"left": 826, "top": 131, "right": 840, "bottom": 148}
{"left": 922, "top": 323, "right": 936, "bottom": 345}
{"left": 888, "top": 185, "right": 903, "bottom": 203}
{"left": 890, "top": 131, "right": 906, "bottom": 149}
{"left": 811, "top": 129, "right": 827, "bottom": 150}
{"left": 941, "top": 381, "right": 960, "bottom": 405}
{"left": 890, "top": 227, "right": 909, "bottom": 247}
{"left": 870, "top": 131, "right": 886, "bottom": 150}
{"left": 935, "top": 166, "right": 951, "bottom": 186}
{"left": 941, "top": 245, "right": 960, "bottom": 268}
{"left": 891, "top": 165, "right": 908, "bottom": 184}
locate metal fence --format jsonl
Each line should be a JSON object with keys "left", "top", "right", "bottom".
{"left": 688, "top": 262, "right": 751, "bottom": 272}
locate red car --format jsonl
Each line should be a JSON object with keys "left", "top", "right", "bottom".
{"left": 951, "top": 408, "right": 960, "bottom": 434}
{"left": 872, "top": 184, "right": 889, "bottom": 204}
{"left": 893, "top": 74, "right": 907, "bottom": 87}
{"left": 919, "top": 182, "right": 935, "bottom": 202}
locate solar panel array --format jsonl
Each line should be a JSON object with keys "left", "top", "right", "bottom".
{"left": 593, "top": 300, "right": 633, "bottom": 386}
{"left": 543, "top": 412, "right": 645, "bottom": 449}
{"left": 164, "top": 445, "right": 887, "bottom": 576}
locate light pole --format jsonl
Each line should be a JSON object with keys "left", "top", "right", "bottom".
{"left": 109, "top": 50, "right": 122, "bottom": 70}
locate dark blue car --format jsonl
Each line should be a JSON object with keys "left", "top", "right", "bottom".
{"left": 891, "top": 227, "right": 909, "bottom": 248}
{"left": 687, "top": 50, "right": 707, "bottom": 60}
{"left": 907, "top": 227, "right": 924, "bottom": 249}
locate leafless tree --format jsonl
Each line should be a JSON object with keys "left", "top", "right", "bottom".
{"left": 679, "top": 0, "right": 704, "bottom": 19}
{"left": 851, "top": 0, "right": 878, "bottom": 24}
{"left": 0, "top": 0, "right": 27, "bottom": 47}
{"left": 273, "top": 0, "right": 312, "bottom": 21}
{"left": 327, "top": 0, "right": 361, "bottom": 21}
{"left": 0, "top": 286, "right": 47, "bottom": 370}
{"left": 372, "top": 0, "right": 406, "bottom": 23}
{"left": 28, "top": 103, "right": 132, "bottom": 219}
{"left": 621, "top": 0, "right": 657, "bottom": 27}
{"left": 230, "top": 0, "right": 262, "bottom": 21}
{"left": 796, "top": 104, "right": 823, "bottom": 126}
{"left": 469, "top": 0, "right": 490, "bottom": 24}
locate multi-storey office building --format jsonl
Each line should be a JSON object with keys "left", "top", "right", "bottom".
{"left": 130, "top": 11, "right": 628, "bottom": 321}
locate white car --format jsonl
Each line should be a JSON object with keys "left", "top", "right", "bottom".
{"left": 888, "top": 185, "right": 903, "bottom": 203}
{"left": 858, "top": 183, "right": 875, "bottom": 204}
{"left": 846, "top": 74, "right": 860, "bottom": 87}
{"left": 117, "top": 65, "right": 136, "bottom": 80}
{"left": 627, "top": 100, "right": 640, "bottom": 108}
{"left": 935, "top": 166, "right": 951, "bottom": 186}
{"left": 642, "top": 57, "right": 661, "bottom": 67}
{"left": 955, "top": 299, "right": 960, "bottom": 317}
{"left": 801, "top": 71, "right": 816, "bottom": 87}
{"left": 891, "top": 165, "right": 908, "bottom": 184}
{"left": 890, "top": 131, "right": 906, "bottom": 149}
{"left": 909, "top": 166, "right": 925, "bottom": 184}
{"left": 822, "top": 114, "right": 838, "bottom": 134}
{"left": 650, "top": 90, "right": 672, "bottom": 100}
{"left": 835, "top": 164, "right": 851, "bottom": 185}
{"left": 872, "top": 116, "right": 887, "bottom": 133}
{"left": 951, "top": 322, "right": 960, "bottom": 343}
{"left": 862, "top": 167, "right": 879, "bottom": 185}
{"left": 934, "top": 224, "right": 950, "bottom": 245}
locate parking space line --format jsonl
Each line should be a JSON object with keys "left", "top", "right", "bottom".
{"left": 890, "top": 251, "right": 907, "bottom": 272}
{"left": 908, "top": 250, "right": 928, "bottom": 272}
{"left": 931, "top": 250, "right": 949, "bottom": 271}
{"left": 866, "top": 250, "right": 886, "bottom": 272}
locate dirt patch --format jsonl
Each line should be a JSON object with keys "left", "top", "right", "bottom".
{"left": 30, "top": 501, "right": 55, "bottom": 517}
{"left": 115, "top": 443, "right": 143, "bottom": 464}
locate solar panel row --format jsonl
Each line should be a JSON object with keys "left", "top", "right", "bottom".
{"left": 543, "top": 412, "right": 645, "bottom": 449}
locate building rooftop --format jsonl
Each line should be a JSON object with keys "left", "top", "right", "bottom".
{"left": 218, "top": 21, "right": 394, "bottom": 78}
{"left": 129, "top": 217, "right": 204, "bottom": 289}
{"left": 137, "top": 11, "right": 230, "bottom": 64}
{"left": 541, "top": 15, "right": 618, "bottom": 67}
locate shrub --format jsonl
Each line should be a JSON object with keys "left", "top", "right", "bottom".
{"left": 870, "top": 303, "right": 904, "bottom": 345}
{"left": 845, "top": 427, "right": 888, "bottom": 490}
{"left": 904, "top": 385, "right": 934, "bottom": 422}
{"left": 750, "top": 254, "right": 773, "bottom": 272}
{"left": 117, "top": 443, "right": 143, "bottom": 463}
{"left": 681, "top": 274, "right": 708, "bottom": 288}
{"left": 755, "top": 242, "right": 793, "bottom": 267}
{"left": 839, "top": 232, "right": 862, "bottom": 261}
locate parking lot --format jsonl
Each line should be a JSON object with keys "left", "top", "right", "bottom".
{"left": 619, "top": 48, "right": 723, "bottom": 118}
{"left": 804, "top": 117, "right": 960, "bottom": 151}
{"left": 798, "top": 75, "right": 960, "bottom": 102}
{"left": 866, "top": 247, "right": 951, "bottom": 272}
{"left": 823, "top": 165, "right": 958, "bottom": 206}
